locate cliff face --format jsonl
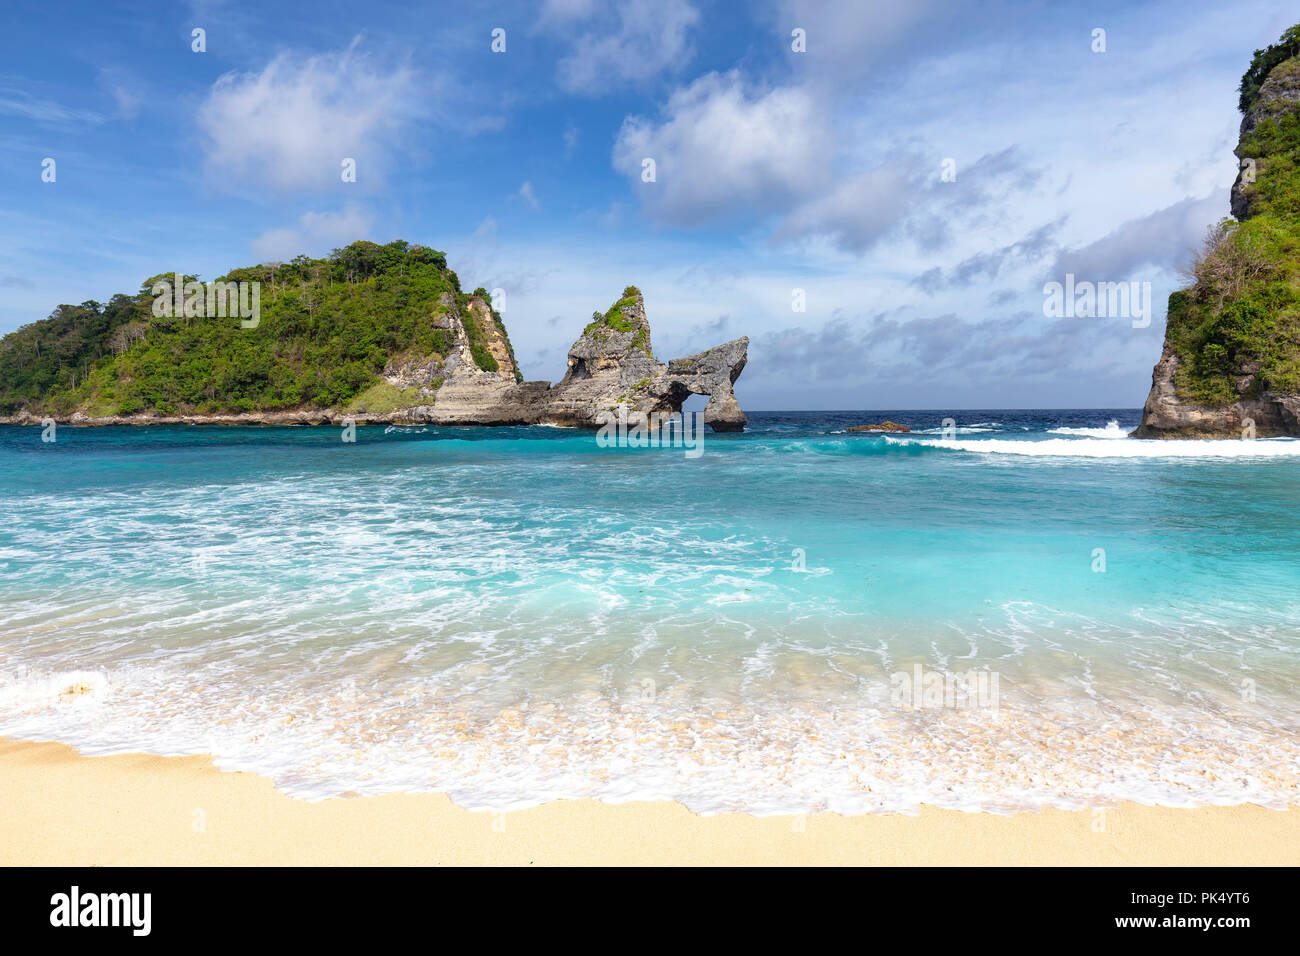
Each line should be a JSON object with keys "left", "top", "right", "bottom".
{"left": 1135, "top": 344, "right": 1300, "bottom": 437}
{"left": 374, "top": 291, "right": 522, "bottom": 422}
{"left": 378, "top": 288, "right": 749, "bottom": 431}
{"left": 1230, "top": 58, "right": 1300, "bottom": 220}
{"left": 1135, "top": 35, "right": 1300, "bottom": 438}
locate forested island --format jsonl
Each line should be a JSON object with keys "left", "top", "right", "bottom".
{"left": 0, "top": 240, "right": 749, "bottom": 430}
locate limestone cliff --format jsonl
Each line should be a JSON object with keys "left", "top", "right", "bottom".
{"left": 1135, "top": 27, "right": 1300, "bottom": 437}
{"left": 384, "top": 287, "right": 749, "bottom": 431}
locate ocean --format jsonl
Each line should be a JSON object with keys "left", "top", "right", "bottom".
{"left": 1, "top": 409, "right": 1297, "bottom": 814}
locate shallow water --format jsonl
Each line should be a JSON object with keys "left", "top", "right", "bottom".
{"left": 1, "top": 410, "right": 1297, "bottom": 813}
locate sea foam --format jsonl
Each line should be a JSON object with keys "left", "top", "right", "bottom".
{"left": 885, "top": 435, "right": 1300, "bottom": 458}
{"left": 1046, "top": 419, "right": 1128, "bottom": 439}
{"left": 3, "top": 415, "right": 1299, "bottom": 814}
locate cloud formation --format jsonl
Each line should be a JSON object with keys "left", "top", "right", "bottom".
{"left": 612, "top": 71, "right": 830, "bottom": 225}
{"left": 752, "top": 307, "right": 1165, "bottom": 392}
{"left": 777, "top": 147, "right": 1049, "bottom": 256}
{"left": 516, "top": 181, "right": 540, "bottom": 210}
{"left": 0, "top": 84, "right": 103, "bottom": 126}
{"left": 770, "top": 0, "right": 952, "bottom": 81}
{"left": 913, "top": 218, "right": 1065, "bottom": 293}
{"left": 250, "top": 204, "right": 376, "bottom": 262}
{"left": 197, "top": 39, "right": 421, "bottom": 191}
{"left": 546, "top": 0, "right": 701, "bottom": 94}
{"left": 1049, "top": 191, "right": 1227, "bottom": 281}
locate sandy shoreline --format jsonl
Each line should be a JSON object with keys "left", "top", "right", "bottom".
{"left": 2, "top": 737, "right": 1296, "bottom": 865}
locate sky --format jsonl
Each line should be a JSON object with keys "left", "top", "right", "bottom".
{"left": 0, "top": 0, "right": 1296, "bottom": 409}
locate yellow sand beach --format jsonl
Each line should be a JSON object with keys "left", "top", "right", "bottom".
{"left": 1, "top": 737, "right": 1296, "bottom": 866}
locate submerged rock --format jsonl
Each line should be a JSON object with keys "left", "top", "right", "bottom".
{"left": 847, "top": 421, "right": 910, "bottom": 432}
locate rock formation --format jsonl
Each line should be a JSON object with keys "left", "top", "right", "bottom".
{"left": 1231, "top": 57, "right": 1300, "bottom": 220}
{"left": 847, "top": 421, "right": 910, "bottom": 433}
{"left": 1134, "top": 347, "right": 1300, "bottom": 438}
{"left": 1135, "top": 33, "right": 1300, "bottom": 438}
{"left": 6, "top": 287, "right": 751, "bottom": 431}
{"left": 407, "top": 287, "right": 749, "bottom": 431}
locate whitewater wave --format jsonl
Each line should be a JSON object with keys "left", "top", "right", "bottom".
{"left": 884, "top": 435, "right": 1300, "bottom": 458}
{"left": 913, "top": 425, "right": 1001, "bottom": 435}
{"left": 0, "top": 670, "right": 109, "bottom": 707}
{"left": 1046, "top": 419, "right": 1128, "bottom": 439}
{"left": 836, "top": 422, "right": 1005, "bottom": 436}
{"left": 3, "top": 656, "right": 1296, "bottom": 814}
{"left": 6, "top": 418, "right": 1300, "bottom": 815}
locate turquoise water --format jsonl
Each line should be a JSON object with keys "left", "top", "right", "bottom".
{"left": 1, "top": 410, "right": 1298, "bottom": 813}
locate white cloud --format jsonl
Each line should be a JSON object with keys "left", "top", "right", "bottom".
{"left": 250, "top": 204, "right": 375, "bottom": 262}
{"left": 547, "top": 0, "right": 700, "bottom": 94}
{"left": 0, "top": 85, "right": 103, "bottom": 126}
{"left": 1051, "top": 191, "right": 1227, "bottom": 281}
{"left": 538, "top": 0, "right": 600, "bottom": 23}
{"left": 464, "top": 114, "right": 507, "bottom": 136}
{"left": 776, "top": 148, "right": 1048, "bottom": 256}
{"left": 197, "top": 38, "right": 421, "bottom": 191}
{"left": 110, "top": 85, "right": 141, "bottom": 120}
{"left": 516, "top": 181, "right": 540, "bottom": 210}
{"left": 771, "top": 0, "right": 948, "bottom": 81}
{"left": 98, "top": 69, "right": 141, "bottom": 121}
{"left": 612, "top": 71, "right": 831, "bottom": 225}
{"left": 775, "top": 162, "right": 916, "bottom": 254}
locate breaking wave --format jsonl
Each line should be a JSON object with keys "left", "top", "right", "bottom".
{"left": 884, "top": 435, "right": 1300, "bottom": 458}
{"left": 1046, "top": 419, "right": 1128, "bottom": 439}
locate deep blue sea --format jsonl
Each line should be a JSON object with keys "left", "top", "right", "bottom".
{"left": 1, "top": 409, "right": 1298, "bottom": 814}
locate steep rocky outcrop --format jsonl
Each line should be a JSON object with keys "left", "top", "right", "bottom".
{"left": 1135, "top": 29, "right": 1300, "bottom": 438}
{"left": 1135, "top": 346, "right": 1300, "bottom": 437}
{"left": 1231, "top": 58, "right": 1300, "bottom": 219}
{"left": 396, "top": 288, "right": 749, "bottom": 431}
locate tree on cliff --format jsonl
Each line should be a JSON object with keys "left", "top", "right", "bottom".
{"left": 1239, "top": 24, "right": 1300, "bottom": 113}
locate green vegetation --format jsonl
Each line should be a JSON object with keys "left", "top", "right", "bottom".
{"left": 343, "top": 382, "right": 427, "bottom": 415}
{"left": 469, "top": 343, "right": 500, "bottom": 373}
{"left": 603, "top": 295, "right": 638, "bottom": 332}
{"left": 1239, "top": 24, "right": 1300, "bottom": 113}
{"left": 632, "top": 326, "right": 651, "bottom": 357}
{"left": 459, "top": 293, "right": 521, "bottom": 379}
{"left": 583, "top": 289, "right": 640, "bottom": 335}
{"left": 0, "top": 240, "right": 517, "bottom": 416}
{"left": 1167, "top": 28, "right": 1300, "bottom": 405}
{"left": 579, "top": 287, "right": 652, "bottom": 357}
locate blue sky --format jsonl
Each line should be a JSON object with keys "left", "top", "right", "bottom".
{"left": 1, "top": 0, "right": 1296, "bottom": 409}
